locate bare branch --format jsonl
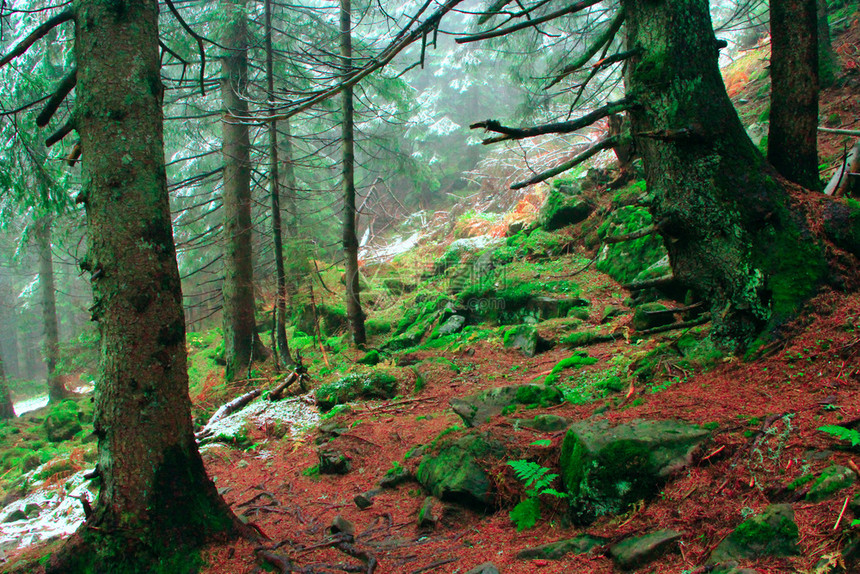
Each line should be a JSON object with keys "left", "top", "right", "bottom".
{"left": 818, "top": 127, "right": 860, "bottom": 136}
{"left": 164, "top": 0, "right": 206, "bottom": 96}
{"left": 511, "top": 135, "right": 618, "bottom": 189}
{"left": 36, "top": 67, "right": 76, "bottom": 127}
{"left": 45, "top": 116, "right": 75, "bottom": 147}
{"left": 456, "top": 0, "right": 602, "bottom": 44}
{"left": 0, "top": 9, "right": 73, "bottom": 68}
{"left": 546, "top": 8, "right": 625, "bottom": 88}
{"left": 471, "top": 97, "right": 632, "bottom": 144}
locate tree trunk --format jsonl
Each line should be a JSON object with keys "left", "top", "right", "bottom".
{"left": 622, "top": 0, "right": 825, "bottom": 346}
{"left": 264, "top": 0, "right": 291, "bottom": 367}
{"left": 341, "top": 0, "right": 367, "bottom": 346}
{"left": 48, "top": 0, "right": 246, "bottom": 569}
{"left": 768, "top": 0, "right": 821, "bottom": 190}
{"left": 0, "top": 343, "right": 15, "bottom": 420}
{"left": 35, "top": 216, "right": 66, "bottom": 402}
{"left": 818, "top": 0, "right": 838, "bottom": 88}
{"left": 221, "top": 0, "right": 268, "bottom": 381}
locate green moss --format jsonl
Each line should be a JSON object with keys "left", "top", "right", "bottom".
{"left": 365, "top": 319, "right": 392, "bottom": 336}
{"left": 786, "top": 474, "right": 814, "bottom": 491}
{"left": 544, "top": 353, "right": 599, "bottom": 385}
{"left": 596, "top": 206, "right": 667, "bottom": 284}
{"left": 314, "top": 370, "right": 399, "bottom": 411}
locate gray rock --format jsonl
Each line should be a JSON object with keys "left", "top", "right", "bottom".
{"left": 451, "top": 385, "right": 563, "bottom": 427}
{"left": 434, "top": 315, "right": 466, "bottom": 337}
{"left": 561, "top": 419, "right": 710, "bottom": 523}
{"left": 519, "top": 414, "right": 570, "bottom": 432}
{"left": 600, "top": 305, "right": 625, "bottom": 323}
{"left": 609, "top": 529, "right": 682, "bottom": 570}
{"left": 517, "top": 534, "right": 606, "bottom": 560}
{"left": 464, "top": 563, "right": 499, "bottom": 574}
{"left": 503, "top": 324, "right": 550, "bottom": 357}
{"left": 416, "top": 431, "right": 506, "bottom": 511}
{"left": 330, "top": 514, "right": 355, "bottom": 537}
{"left": 353, "top": 489, "right": 380, "bottom": 510}
{"left": 318, "top": 448, "right": 351, "bottom": 475}
{"left": 3, "top": 509, "right": 27, "bottom": 523}
{"left": 806, "top": 465, "right": 857, "bottom": 503}
{"left": 710, "top": 504, "right": 799, "bottom": 563}
{"left": 417, "top": 496, "right": 437, "bottom": 528}
{"left": 526, "top": 296, "right": 589, "bottom": 321}
{"left": 711, "top": 562, "right": 760, "bottom": 574}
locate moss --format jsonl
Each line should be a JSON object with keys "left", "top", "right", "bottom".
{"left": 544, "top": 353, "right": 599, "bottom": 385}
{"left": 365, "top": 319, "right": 392, "bottom": 336}
{"left": 596, "top": 206, "right": 667, "bottom": 284}
{"left": 729, "top": 514, "right": 798, "bottom": 555}
{"left": 514, "top": 385, "right": 563, "bottom": 407}
{"left": 315, "top": 370, "right": 399, "bottom": 411}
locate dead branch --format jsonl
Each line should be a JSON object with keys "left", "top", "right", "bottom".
{"left": 818, "top": 127, "right": 860, "bottom": 136}
{"left": 622, "top": 275, "right": 676, "bottom": 291}
{"left": 602, "top": 224, "right": 656, "bottom": 244}
{"left": 45, "top": 116, "right": 75, "bottom": 147}
{"left": 195, "top": 388, "right": 261, "bottom": 439}
{"left": 546, "top": 8, "right": 625, "bottom": 88}
{"left": 511, "top": 136, "right": 618, "bottom": 189}
{"left": 824, "top": 139, "right": 859, "bottom": 197}
{"left": 36, "top": 68, "right": 76, "bottom": 127}
{"left": 0, "top": 9, "right": 74, "bottom": 68}
{"left": 456, "top": 0, "right": 602, "bottom": 44}
{"left": 334, "top": 540, "right": 378, "bottom": 573}
{"left": 633, "top": 314, "right": 711, "bottom": 336}
{"left": 470, "top": 97, "right": 632, "bottom": 144}
{"left": 268, "top": 370, "right": 299, "bottom": 401}
{"left": 164, "top": 0, "right": 207, "bottom": 95}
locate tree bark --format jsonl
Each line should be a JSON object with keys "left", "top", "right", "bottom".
{"left": 0, "top": 342, "right": 15, "bottom": 420}
{"left": 35, "top": 216, "right": 66, "bottom": 402}
{"left": 47, "top": 0, "right": 246, "bottom": 569}
{"left": 817, "top": 0, "right": 838, "bottom": 88}
{"left": 264, "top": 0, "right": 291, "bottom": 367}
{"left": 341, "top": 0, "right": 367, "bottom": 346}
{"left": 768, "top": 0, "right": 821, "bottom": 190}
{"left": 220, "top": 0, "right": 268, "bottom": 381}
{"left": 622, "top": 0, "right": 825, "bottom": 346}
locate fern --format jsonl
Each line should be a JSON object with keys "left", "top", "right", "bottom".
{"left": 818, "top": 425, "right": 860, "bottom": 447}
{"left": 506, "top": 459, "right": 568, "bottom": 531}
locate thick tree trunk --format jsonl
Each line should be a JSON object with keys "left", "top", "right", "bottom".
{"left": 48, "top": 0, "right": 245, "bottom": 569}
{"left": 768, "top": 0, "right": 821, "bottom": 190}
{"left": 221, "top": 0, "right": 268, "bottom": 381}
{"left": 35, "top": 216, "right": 66, "bottom": 402}
{"left": 341, "top": 0, "right": 367, "bottom": 346}
{"left": 0, "top": 346, "right": 15, "bottom": 420}
{"left": 264, "top": 0, "right": 290, "bottom": 367}
{"left": 622, "top": 0, "right": 825, "bottom": 346}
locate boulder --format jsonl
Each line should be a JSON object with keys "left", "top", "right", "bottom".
{"left": 417, "top": 496, "right": 438, "bottom": 528}
{"left": 632, "top": 302, "right": 674, "bottom": 331}
{"left": 526, "top": 296, "right": 589, "bottom": 321}
{"left": 503, "top": 324, "right": 551, "bottom": 357}
{"left": 416, "top": 431, "right": 505, "bottom": 511}
{"left": 710, "top": 504, "right": 799, "bottom": 563}
{"left": 560, "top": 419, "right": 710, "bottom": 523}
{"left": 806, "top": 465, "right": 856, "bottom": 503}
{"left": 43, "top": 400, "right": 83, "bottom": 442}
{"left": 434, "top": 315, "right": 466, "bottom": 337}
{"left": 516, "top": 535, "right": 606, "bottom": 560}
{"left": 539, "top": 186, "right": 594, "bottom": 231}
{"left": 609, "top": 529, "right": 683, "bottom": 570}
{"left": 451, "top": 385, "right": 563, "bottom": 427}
{"left": 519, "top": 414, "right": 571, "bottom": 432}
{"left": 315, "top": 371, "right": 398, "bottom": 411}
{"left": 317, "top": 448, "right": 351, "bottom": 475}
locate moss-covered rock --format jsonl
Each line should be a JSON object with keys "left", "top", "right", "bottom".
{"left": 518, "top": 414, "right": 571, "bottom": 432}
{"left": 710, "top": 504, "right": 799, "bottom": 563}
{"left": 315, "top": 371, "right": 398, "bottom": 411}
{"left": 503, "top": 325, "right": 550, "bottom": 357}
{"left": 450, "top": 384, "right": 563, "bottom": 427}
{"left": 596, "top": 206, "right": 668, "bottom": 284}
{"left": 357, "top": 350, "right": 381, "bottom": 365}
{"left": 539, "top": 186, "right": 595, "bottom": 231}
{"left": 433, "top": 314, "right": 466, "bottom": 338}
{"left": 632, "top": 302, "right": 674, "bottom": 331}
{"left": 806, "top": 465, "right": 856, "bottom": 503}
{"left": 516, "top": 534, "right": 606, "bottom": 560}
{"left": 43, "top": 400, "right": 83, "bottom": 442}
{"left": 526, "top": 296, "right": 589, "bottom": 321}
{"left": 560, "top": 419, "right": 710, "bottom": 524}
{"left": 609, "top": 529, "right": 683, "bottom": 570}
{"left": 416, "top": 431, "right": 506, "bottom": 511}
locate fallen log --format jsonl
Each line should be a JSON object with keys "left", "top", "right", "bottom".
{"left": 824, "top": 139, "right": 859, "bottom": 197}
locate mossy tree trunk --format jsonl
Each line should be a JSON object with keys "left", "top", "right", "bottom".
{"left": 0, "top": 347, "right": 14, "bottom": 420}
{"left": 35, "top": 216, "right": 66, "bottom": 402}
{"left": 817, "top": 0, "right": 838, "bottom": 88}
{"left": 341, "top": 0, "right": 367, "bottom": 346}
{"left": 621, "top": 0, "right": 825, "bottom": 345}
{"left": 221, "top": 0, "right": 268, "bottom": 380}
{"left": 48, "top": 0, "right": 246, "bottom": 569}
{"left": 768, "top": 0, "right": 821, "bottom": 190}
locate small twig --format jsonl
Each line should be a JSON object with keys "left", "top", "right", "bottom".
{"left": 834, "top": 495, "right": 850, "bottom": 530}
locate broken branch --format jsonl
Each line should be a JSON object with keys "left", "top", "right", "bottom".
{"left": 602, "top": 224, "right": 656, "bottom": 244}
{"left": 545, "top": 8, "right": 625, "bottom": 88}
{"left": 511, "top": 135, "right": 618, "bottom": 189}
{"left": 36, "top": 68, "right": 76, "bottom": 127}
{"left": 45, "top": 117, "right": 75, "bottom": 147}
{"left": 164, "top": 0, "right": 207, "bottom": 96}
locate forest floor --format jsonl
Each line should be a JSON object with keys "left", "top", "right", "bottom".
{"left": 2, "top": 13, "right": 860, "bottom": 574}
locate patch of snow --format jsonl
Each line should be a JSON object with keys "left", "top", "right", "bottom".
{"left": 13, "top": 395, "right": 48, "bottom": 417}
{"left": 448, "top": 235, "right": 504, "bottom": 253}
{"left": 0, "top": 470, "right": 94, "bottom": 557}
{"left": 200, "top": 395, "right": 320, "bottom": 445}
{"left": 359, "top": 232, "right": 422, "bottom": 264}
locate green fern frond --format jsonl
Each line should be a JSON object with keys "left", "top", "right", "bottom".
{"left": 540, "top": 488, "right": 568, "bottom": 499}
{"left": 507, "top": 459, "right": 549, "bottom": 487}
{"left": 509, "top": 497, "right": 540, "bottom": 531}
{"left": 818, "top": 425, "right": 860, "bottom": 447}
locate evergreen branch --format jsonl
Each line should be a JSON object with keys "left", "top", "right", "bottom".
{"left": 164, "top": 0, "right": 207, "bottom": 96}
{"left": 470, "top": 97, "right": 632, "bottom": 145}
{"left": 511, "top": 136, "right": 618, "bottom": 189}
{"left": 545, "top": 8, "right": 625, "bottom": 88}
{"left": 36, "top": 67, "right": 76, "bottom": 128}
{"left": 0, "top": 9, "right": 73, "bottom": 68}
{"left": 456, "top": 0, "right": 603, "bottom": 44}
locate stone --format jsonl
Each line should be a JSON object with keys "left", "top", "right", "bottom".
{"left": 850, "top": 492, "right": 860, "bottom": 516}
{"left": 516, "top": 535, "right": 606, "bottom": 560}
{"left": 539, "top": 186, "right": 594, "bottom": 231}
{"left": 379, "top": 469, "right": 412, "bottom": 489}
{"left": 806, "top": 465, "right": 856, "bottom": 503}
{"left": 526, "top": 296, "right": 589, "bottom": 321}
{"left": 417, "top": 496, "right": 437, "bottom": 528}
{"left": 560, "top": 419, "right": 710, "bottom": 524}
{"left": 2, "top": 509, "right": 27, "bottom": 523}
{"left": 464, "top": 563, "right": 499, "bottom": 574}
{"left": 503, "top": 324, "right": 550, "bottom": 357}
{"left": 600, "top": 305, "right": 625, "bottom": 323}
{"left": 710, "top": 504, "right": 799, "bottom": 563}
{"left": 609, "top": 529, "right": 682, "bottom": 570}
{"left": 23, "top": 503, "right": 41, "bottom": 518}
{"left": 43, "top": 400, "right": 83, "bottom": 442}
{"left": 318, "top": 448, "right": 351, "bottom": 475}
{"left": 434, "top": 315, "right": 466, "bottom": 337}
{"left": 416, "top": 431, "right": 506, "bottom": 511}
{"left": 451, "top": 385, "right": 563, "bottom": 427}
{"left": 357, "top": 350, "right": 381, "bottom": 365}
{"left": 519, "top": 414, "right": 570, "bottom": 432}
{"left": 632, "top": 302, "right": 674, "bottom": 331}
{"left": 354, "top": 489, "right": 380, "bottom": 510}
{"left": 330, "top": 514, "right": 355, "bottom": 537}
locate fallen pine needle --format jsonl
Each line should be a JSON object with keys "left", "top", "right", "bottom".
{"left": 834, "top": 495, "right": 850, "bottom": 530}
{"left": 847, "top": 459, "right": 860, "bottom": 476}
{"left": 702, "top": 445, "right": 726, "bottom": 461}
